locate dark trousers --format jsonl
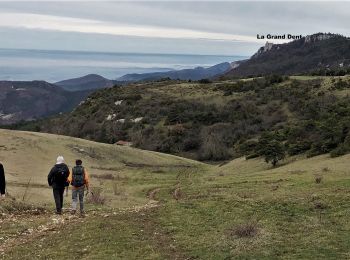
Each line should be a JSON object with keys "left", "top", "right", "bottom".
{"left": 53, "top": 187, "right": 65, "bottom": 213}
{"left": 0, "top": 181, "right": 5, "bottom": 195}
{"left": 0, "top": 183, "right": 5, "bottom": 195}
{"left": 0, "top": 164, "right": 5, "bottom": 195}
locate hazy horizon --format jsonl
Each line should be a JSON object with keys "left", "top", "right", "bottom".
{"left": 0, "top": 48, "right": 246, "bottom": 82}
{"left": 0, "top": 46, "right": 247, "bottom": 57}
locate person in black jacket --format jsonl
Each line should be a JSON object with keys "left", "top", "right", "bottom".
{"left": 0, "top": 162, "right": 5, "bottom": 197}
{"left": 48, "top": 156, "right": 70, "bottom": 214}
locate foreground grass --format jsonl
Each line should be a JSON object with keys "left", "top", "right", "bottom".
{"left": 2, "top": 130, "right": 350, "bottom": 259}
{"left": 3, "top": 210, "right": 166, "bottom": 259}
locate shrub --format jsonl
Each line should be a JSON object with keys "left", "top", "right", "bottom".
{"left": 87, "top": 187, "right": 106, "bottom": 205}
{"left": 231, "top": 221, "right": 259, "bottom": 238}
{"left": 199, "top": 134, "right": 230, "bottom": 161}
{"left": 330, "top": 143, "right": 350, "bottom": 157}
{"left": 245, "top": 153, "right": 259, "bottom": 160}
{"left": 322, "top": 167, "right": 330, "bottom": 172}
{"left": 287, "top": 141, "right": 312, "bottom": 156}
{"left": 198, "top": 78, "right": 212, "bottom": 84}
{"left": 315, "top": 176, "right": 322, "bottom": 184}
{"left": 182, "top": 135, "right": 201, "bottom": 151}
{"left": 237, "top": 140, "right": 259, "bottom": 155}
{"left": 314, "top": 200, "right": 328, "bottom": 210}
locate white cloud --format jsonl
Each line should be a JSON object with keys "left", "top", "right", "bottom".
{"left": 0, "top": 12, "right": 289, "bottom": 44}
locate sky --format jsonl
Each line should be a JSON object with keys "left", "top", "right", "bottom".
{"left": 0, "top": 1, "right": 349, "bottom": 56}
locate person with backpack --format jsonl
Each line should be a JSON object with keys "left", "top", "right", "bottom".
{"left": 0, "top": 162, "right": 6, "bottom": 198}
{"left": 68, "top": 159, "right": 90, "bottom": 216}
{"left": 48, "top": 156, "right": 70, "bottom": 214}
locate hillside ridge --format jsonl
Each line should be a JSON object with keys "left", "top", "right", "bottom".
{"left": 225, "top": 33, "right": 350, "bottom": 77}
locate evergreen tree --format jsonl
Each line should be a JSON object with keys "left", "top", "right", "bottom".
{"left": 261, "top": 140, "right": 286, "bottom": 167}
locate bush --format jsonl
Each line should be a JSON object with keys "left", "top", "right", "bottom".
{"left": 199, "top": 127, "right": 231, "bottom": 161}
{"left": 198, "top": 78, "right": 212, "bottom": 84}
{"left": 182, "top": 136, "right": 200, "bottom": 151}
{"left": 230, "top": 222, "right": 259, "bottom": 238}
{"left": 245, "top": 153, "right": 260, "bottom": 160}
{"left": 87, "top": 187, "right": 106, "bottom": 205}
{"left": 287, "top": 141, "right": 312, "bottom": 156}
{"left": 330, "top": 143, "right": 350, "bottom": 157}
{"left": 315, "top": 176, "right": 322, "bottom": 184}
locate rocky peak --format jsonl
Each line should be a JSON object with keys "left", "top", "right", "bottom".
{"left": 252, "top": 42, "right": 274, "bottom": 58}
{"left": 304, "top": 33, "right": 340, "bottom": 43}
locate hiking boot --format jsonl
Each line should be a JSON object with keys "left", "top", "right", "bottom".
{"left": 55, "top": 211, "right": 62, "bottom": 215}
{"left": 80, "top": 211, "right": 85, "bottom": 218}
{"left": 71, "top": 210, "right": 76, "bottom": 215}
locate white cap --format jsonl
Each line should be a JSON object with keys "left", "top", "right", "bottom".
{"left": 56, "top": 156, "right": 65, "bottom": 164}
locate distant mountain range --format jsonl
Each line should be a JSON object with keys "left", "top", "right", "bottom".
{"left": 224, "top": 33, "right": 350, "bottom": 78}
{"left": 117, "top": 62, "right": 233, "bottom": 82}
{"left": 55, "top": 74, "right": 115, "bottom": 91}
{"left": 52, "top": 62, "right": 234, "bottom": 91}
{"left": 0, "top": 81, "right": 92, "bottom": 124}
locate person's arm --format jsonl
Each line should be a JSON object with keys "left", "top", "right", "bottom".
{"left": 84, "top": 169, "right": 90, "bottom": 190}
{"left": 67, "top": 169, "right": 72, "bottom": 184}
{"left": 47, "top": 167, "right": 54, "bottom": 186}
{"left": 64, "top": 166, "right": 70, "bottom": 186}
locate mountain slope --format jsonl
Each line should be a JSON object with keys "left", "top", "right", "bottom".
{"left": 55, "top": 74, "right": 115, "bottom": 91}
{"left": 18, "top": 75, "right": 350, "bottom": 161}
{"left": 0, "top": 81, "right": 92, "bottom": 125}
{"left": 225, "top": 33, "right": 350, "bottom": 77}
{"left": 118, "top": 62, "right": 233, "bottom": 81}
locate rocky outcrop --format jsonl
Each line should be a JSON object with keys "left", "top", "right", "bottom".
{"left": 304, "top": 33, "right": 339, "bottom": 43}
{"left": 252, "top": 42, "right": 274, "bottom": 58}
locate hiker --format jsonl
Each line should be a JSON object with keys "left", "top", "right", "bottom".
{"left": 68, "top": 159, "right": 89, "bottom": 216}
{"left": 48, "top": 156, "right": 70, "bottom": 214}
{"left": 0, "top": 162, "right": 5, "bottom": 197}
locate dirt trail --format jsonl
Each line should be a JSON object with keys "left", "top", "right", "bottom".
{"left": 0, "top": 185, "right": 189, "bottom": 258}
{"left": 0, "top": 193, "right": 161, "bottom": 256}
{"left": 0, "top": 212, "right": 81, "bottom": 255}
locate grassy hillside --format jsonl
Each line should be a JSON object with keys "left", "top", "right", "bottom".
{"left": 1, "top": 129, "right": 350, "bottom": 259}
{"left": 14, "top": 74, "right": 350, "bottom": 162}
{"left": 0, "top": 129, "right": 201, "bottom": 207}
